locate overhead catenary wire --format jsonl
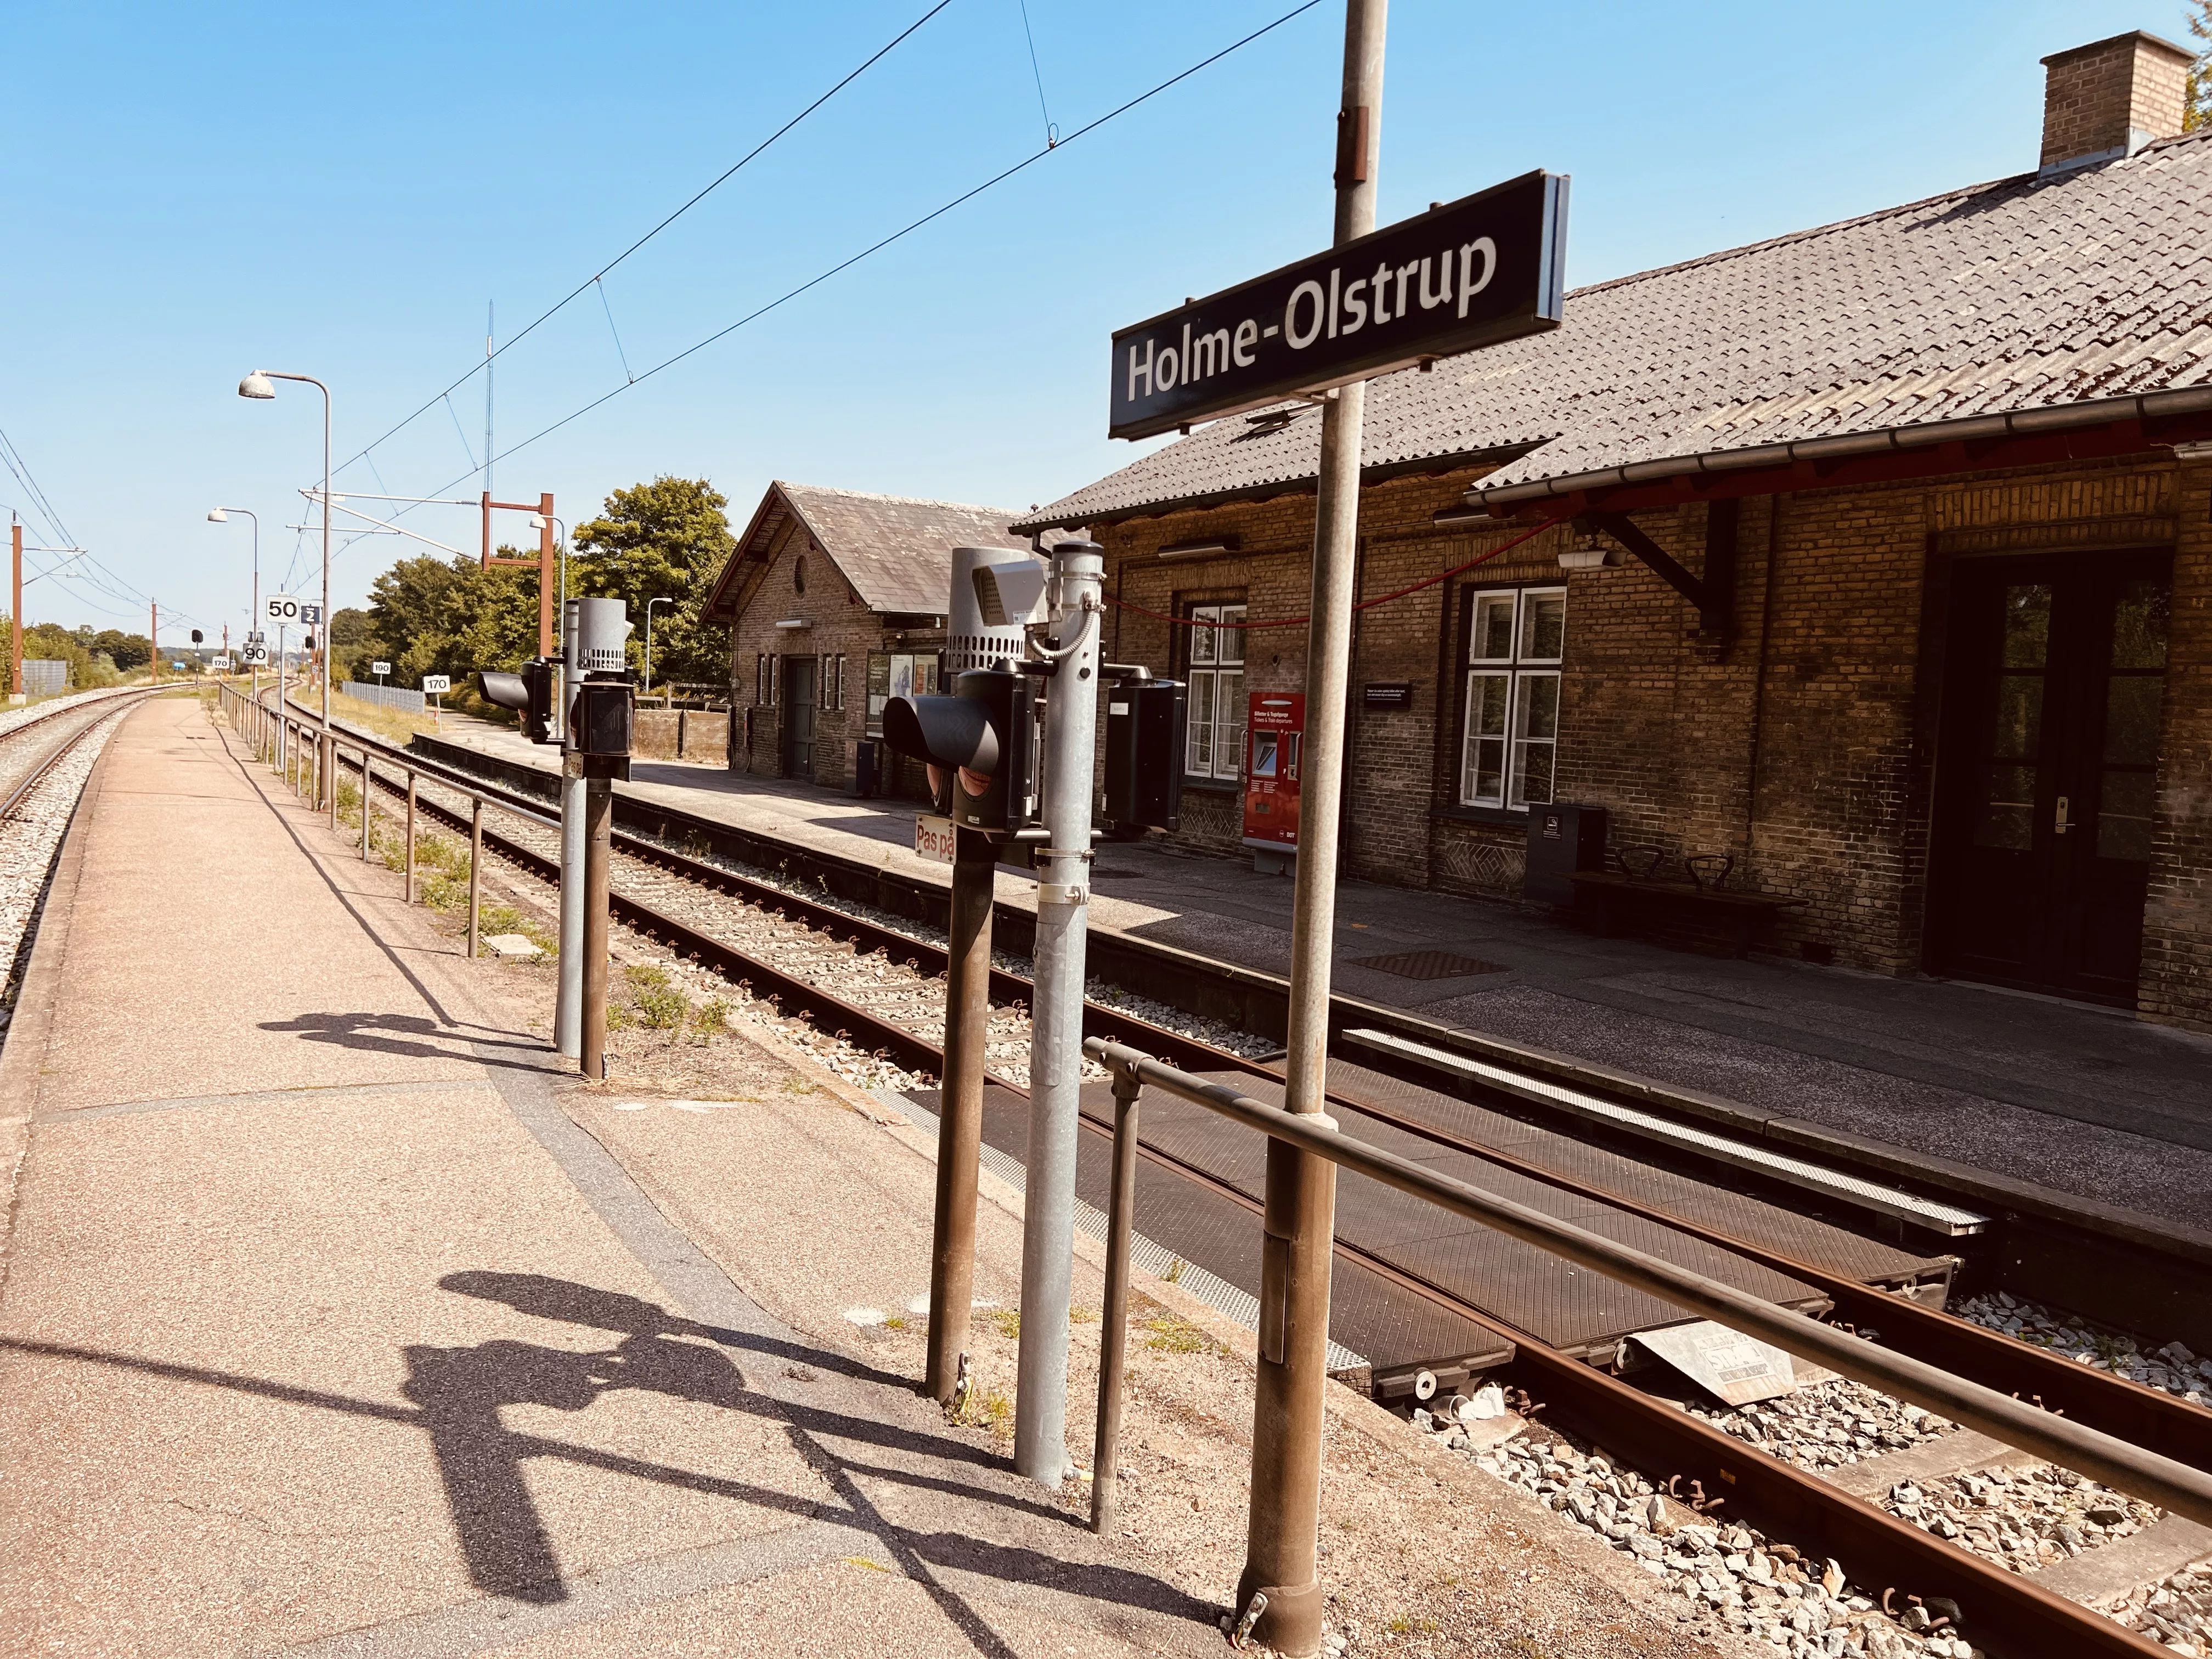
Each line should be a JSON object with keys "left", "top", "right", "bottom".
{"left": 422, "top": 0, "right": 1325, "bottom": 486}
{"left": 332, "top": 0, "right": 956, "bottom": 482}
{"left": 1017, "top": 0, "right": 1057, "bottom": 146}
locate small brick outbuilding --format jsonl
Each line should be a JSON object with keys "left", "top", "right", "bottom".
{"left": 701, "top": 481, "right": 1032, "bottom": 799}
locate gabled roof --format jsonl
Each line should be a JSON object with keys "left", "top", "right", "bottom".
{"left": 705, "top": 481, "right": 1032, "bottom": 622}
{"left": 1015, "top": 129, "right": 2212, "bottom": 532}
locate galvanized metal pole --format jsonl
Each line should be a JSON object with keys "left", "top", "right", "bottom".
{"left": 360, "top": 752, "right": 373, "bottom": 859}
{"left": 1013, "top": 538, "right": 1105, "bottom": 1486}
{"left": 1238, "top": 4, "right": 1384, "bottom": 1651}
{"left": 404, "top": 772, "right": 417, "bottom": 902}
{"left": 925, "top": 828, "right": 997, "bottom": 1404}
{"left": 580, "top": 777, "right": 612, "bottom": 1080}
{"left": 1090, "top": 1066, "right": 1142, "bottom": 1536}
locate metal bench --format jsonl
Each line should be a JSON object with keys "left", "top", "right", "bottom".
{"left": 1562, "top": 868, "right": 1808, "bottom": 958}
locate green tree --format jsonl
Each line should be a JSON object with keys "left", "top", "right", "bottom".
{"left": 92, "top": 629, "right": 151, "bottom": 672}
{"left": 326, "top": 605, "right": 373, "bottom": 684}
{"left": 364, "top": 551, "right": 542, "bottom": 706}
{"left": 571, "top": 476, "right": 736, "bottom": 688}
{"left": 2190, "top": 2, "right": 2212, "bottom": 131}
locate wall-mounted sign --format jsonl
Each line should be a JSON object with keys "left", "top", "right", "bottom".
{"left": 1109, "top": 170, "right": 1568, "bottom": 441}
{"left": 1242, "top": 692, "right": 1305, "bottom": 851}
{"left": 1363, "top": 682, "right": 1414, "bottom": 710}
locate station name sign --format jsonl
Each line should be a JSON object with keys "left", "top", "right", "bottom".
{"left": 1108, "top": 170, "right": 1568, "bottom": 442}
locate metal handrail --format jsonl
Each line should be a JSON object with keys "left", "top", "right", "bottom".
{"left": 219, "top": 681, "right": 510, "bottom": 954}
{"left": 1080, "top": 1035, "right": 2212, "bottom": 1536}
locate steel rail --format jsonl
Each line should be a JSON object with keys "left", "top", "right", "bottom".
{"left": 261, "top": 692, "right": 2187, "bottom": 1652}
{"left": 0, "top": 690, "right": 163, "bottom": 819}
{"left": 303, "top": 698, "right": 2212, "bottom": 1475}
{"left": 1088, "top": 1039, "right": 2188, "bottom": 1659}
{"left": 1087, "top": 1039, "right": 2212, "bottom": 1529}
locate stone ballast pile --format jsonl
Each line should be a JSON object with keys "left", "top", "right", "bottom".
{"left": 1469, "top": 1431, "right": 1969, "bottom": 1657}
{"left": 1685, "top": 1376, "right": 1950, "bottom": 1474}
{"left": 2105, "top": 1558, "right": 2212, "bottom": 1651}
{"left": 1956, "top": 1289, "right": 2212, "bottom": 1405}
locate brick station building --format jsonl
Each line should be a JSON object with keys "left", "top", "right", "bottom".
{"left": 703, "top": 481, "right": 1031, "bottom": 798}
{"left": 1015, "top": 30, "right": 2212, "bottom": 1031}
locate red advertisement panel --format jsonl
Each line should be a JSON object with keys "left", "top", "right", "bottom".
{"left": 1242, "top": 691, "right": 1304, "bottom": 848}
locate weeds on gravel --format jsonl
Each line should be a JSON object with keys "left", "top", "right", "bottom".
{"left": 1142, "top": 1313, "right": 1215, "bottom": 1355}
{"left": 990, "top": 1308, "right": 1022, "bottom": 1340}
{"left": 689, "top": 997, "right": 732, "bottom": 1034}
{"left": 623, "top": 964, "right": 689, "bottom": 1030}
{"left": 955, "top": 1384, "right": 1014, "bottom": 1441}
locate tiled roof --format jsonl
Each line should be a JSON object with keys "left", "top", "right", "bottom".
{"left": 1015, "top": 131, "right": 2212, "bottom": 531}
{"left": 713, "top": 482, "right": 1031, "bottom": 619}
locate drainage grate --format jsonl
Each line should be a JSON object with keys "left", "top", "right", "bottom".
{"left": 1347, "top": 950, "right": 1508, "bottom": 981}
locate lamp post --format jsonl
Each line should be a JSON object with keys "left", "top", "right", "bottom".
{"left": 239, "top": 371, "right": 331, "bottom": 803}
{"left": 208, "top": 507, "right": 260, "bottom": 707}
{"left": 644, "top": 596, "right": 674, "bottom": 701}
{"left": 526, "top": 512, "right": 570, "bottom": 678}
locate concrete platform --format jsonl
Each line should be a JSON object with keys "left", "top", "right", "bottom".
{"left": 0, "top": 700, "right": 1215, "bottom": 1656}
{"left": 0, "top": 697, "right": 1740, "bottom": 1658}
{"left": 416, "top": 715, "right": 2212, "bottom": 1235}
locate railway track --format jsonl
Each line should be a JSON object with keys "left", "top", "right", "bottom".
{"left": 252, "top": 692, "right": 2211, "bottom": 1655}
{"left": 0, "top": 687, "right": 162, "bottom": 816}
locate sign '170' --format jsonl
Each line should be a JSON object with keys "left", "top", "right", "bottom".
{"left": 1108, "top": 170, "right": 1567, "bottom": 441}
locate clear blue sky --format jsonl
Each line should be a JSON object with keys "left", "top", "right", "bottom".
{"left": 0, "top": 0, "right": 2177, "bottom": 645}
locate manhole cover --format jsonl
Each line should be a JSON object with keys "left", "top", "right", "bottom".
{"left": 1348, "top": 950, "right": 1508, "bottom": 981}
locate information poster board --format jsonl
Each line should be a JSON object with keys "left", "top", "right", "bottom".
{"left": 1242, "top": 691, "right": 1305, "bottom": 850}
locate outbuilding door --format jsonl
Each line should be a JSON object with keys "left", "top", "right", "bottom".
{"left": 1928, "top": 551, "right": 2170, "bottom": 1005}
{"left": 781, "top": 657, "right": 817, "bottom": 778}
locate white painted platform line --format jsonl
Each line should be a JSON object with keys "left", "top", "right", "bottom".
{"left": 1344, "top": 1027, "right": 1989, "bottom": 1237}
{"left": 881, "top": 1089, "right": 1369, "bottom": 1375}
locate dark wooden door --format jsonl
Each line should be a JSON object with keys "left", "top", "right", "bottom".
{"left": 1928, "top": 552, "right": 2170, "bottom": 1005}
{"left": 781, "top": 657, "right": 817, "bottom": 778}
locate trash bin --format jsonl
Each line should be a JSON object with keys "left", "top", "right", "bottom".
{"left": 851, "top": 738, "right": 879, "bottom": 799}
{"left": 1525, "top": 803, "right": 1606, "bottom": 905}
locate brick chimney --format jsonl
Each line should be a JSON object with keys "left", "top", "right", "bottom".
{"left": 2040, "top": 31, "right": 2194, "bottom": 174}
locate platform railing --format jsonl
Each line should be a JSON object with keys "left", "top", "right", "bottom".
{"left": 219, "top": 681, "right": 531, "bottom": 958}
{"left": 1079, "top": 1036, "right": 2212, "bottom": 1543}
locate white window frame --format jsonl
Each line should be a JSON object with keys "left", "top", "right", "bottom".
{"left": 1458, "top": 585, "right": 1565, "bottom": 811}
{"left": 1183, "top": 602, "right": 1247, "bottom": 781}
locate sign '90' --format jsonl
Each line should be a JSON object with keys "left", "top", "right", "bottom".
{"left": 1107, "top": 170, "right": 1567, "bottom": 442}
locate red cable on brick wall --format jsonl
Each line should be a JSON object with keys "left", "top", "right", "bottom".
{"left": 1103, "top": 513, "right": 1566, "bottom": 629}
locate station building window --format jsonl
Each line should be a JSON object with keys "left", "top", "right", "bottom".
{"left": 1182, "top": 601, "right": 1247, "bottom": 781}
{"left": 1459, "top": 584, "right": 1565, "bottom": 810}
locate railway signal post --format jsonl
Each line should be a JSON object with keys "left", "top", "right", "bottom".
{"left": 881, "top": 546, "right": 1051, "bottom": 1408}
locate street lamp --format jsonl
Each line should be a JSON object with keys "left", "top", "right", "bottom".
{"left": 526, "top": 512, "right": 571, "bottom": 645}
{"left": 644, "top": 596, "right": 675, "bottom": 701}
{"left": 207, "top": 506, "right": 261, "bottom": 700}
{"left": 239, "top": 370, "right": 332, "bottom": 798}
